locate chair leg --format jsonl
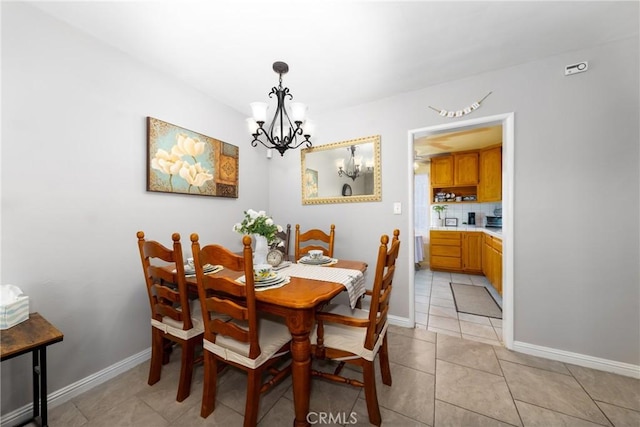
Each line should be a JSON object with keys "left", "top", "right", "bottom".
{"left": 200, "top": 351, "right": 218, "bottom": 418}
{"left": 363, "top": 361, "right": 381, "bottom": 426}
{"left": 176, "top": 339, "right": 196, "bottom": 402}
{"left": 162, "top": 338, "right": 173, "bottom": 365}
{"left": 244, "top": 369, "right": 262, "bottom": 427}
{"left": 379, "top": 334, "right": 392, "bottom": 386}
{"left": 148, "top": 328, "right": 163, "bottom": 386}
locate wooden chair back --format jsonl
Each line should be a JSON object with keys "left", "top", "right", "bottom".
{"left": 294, "top": 224, "right": 335, "bottom": 260}
{"left": 364, "top": 229, "right": 400, "bottom": 350}
{"left": 275, "top": 223, "right": 291, "bottom": 256}
{"left": 137, "top": 231, "right": 193, "bottom": 330}
{"left": 190, "top": 233, "right": 261, "bottom": 359}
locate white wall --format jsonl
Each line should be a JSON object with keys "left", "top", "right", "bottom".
{"left": 270, "top": 36, "right": 639, "bottom": 367}
{"left": 1, "top": 3, "right": 269, "bottom": 412}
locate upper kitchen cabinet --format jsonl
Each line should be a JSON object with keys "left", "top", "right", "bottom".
{"left": 430, "top": 152, "right": 478, "bottom": 187}
{"left": 430, "top": 145, "right": 501, "bottom": 203}
{"left": 430, "top": 156, "right": 454, "bottom": 186}
{"left": 453, "top": 152, "right": 479, "bottom": 185}
{"left": 478, "top": 145, "right": 502, "bottom": 202}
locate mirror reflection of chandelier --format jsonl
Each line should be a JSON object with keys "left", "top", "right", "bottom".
{"left": 337, "top": 145, "right": 362, "bottom": 181}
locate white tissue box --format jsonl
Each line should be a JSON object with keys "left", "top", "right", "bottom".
{"left": 0, "top": 287, "right": 29, "bottom": 330}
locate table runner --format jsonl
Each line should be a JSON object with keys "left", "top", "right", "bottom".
{"left": 280, "top": 264, "right": 365, "bottom": 308}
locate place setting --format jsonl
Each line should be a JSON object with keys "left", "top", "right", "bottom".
{"left": 237, "top": 264, "right": 290, "bottom": 291}
{"left": 181, "top": 258, "right": 224, "bottom": 277}
{"left": 298, "top": 249, "right": 337, "bottom": 266}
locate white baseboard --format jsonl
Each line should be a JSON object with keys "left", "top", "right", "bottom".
{"left": 381, "top": 319, "right": 639, "bottom": 379}
{"left": 388, "top": 314, "right": 413, "bottom": 328}
{"left": 1, "top": 348, "right": 150, "bottom": 427}
{"left": 513, "top": 340, "right": 640, "bottom": 379}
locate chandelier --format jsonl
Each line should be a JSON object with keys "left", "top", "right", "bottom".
{"left": 337, "top": 145, "right": 362, "bottom": 181}
{"left": 247, "top": 61, "right": 314, "bottom": 156}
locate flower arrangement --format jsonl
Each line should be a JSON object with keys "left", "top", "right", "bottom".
{"left": 232, "top": 209, "right": 282, "bottom": 244}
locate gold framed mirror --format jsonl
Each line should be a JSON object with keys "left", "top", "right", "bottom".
{"left": 301, "top": 135, "right": 381, "bottom": 205}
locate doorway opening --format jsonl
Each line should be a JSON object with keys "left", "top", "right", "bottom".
{"left": 407, "top": 113, "right": 514, "bottom": 349}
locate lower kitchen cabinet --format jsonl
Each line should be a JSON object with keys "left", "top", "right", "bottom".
{"left": 430, "top": 231, "right": 462, "bottom": 270}
{"left": 462, "top": 232, "right": 483, "bottom": 273}
{"left": 430, "top": 230, "right": 484, "bottom": 274}
{"left": 430, "top": 229, "right": 502, "bottom": 295}
{"left": 483, "top": 234, "right": 503, "bottom": 295}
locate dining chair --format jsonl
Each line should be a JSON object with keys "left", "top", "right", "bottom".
{"left": 275, "top": 223, "right": 291, "bottom": 256}
{"left": 190, "top": 233, "right": 292, "bottom": 426}
{"left": 294, "top": 224, "right": 335, "bottom": 261}
{"left": 136, "top": 231, "right": 204, "bottom": 402}
{"left": 310, "top": 229, "right": 400, "bottom": 426}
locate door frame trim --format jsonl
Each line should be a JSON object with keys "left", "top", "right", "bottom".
{"left": 407, "top": 112, "right": 515, "bottom": 349}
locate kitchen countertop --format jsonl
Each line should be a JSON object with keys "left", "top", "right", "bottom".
{"left": 430, "top": 225, "right": 502, "bottom": 238}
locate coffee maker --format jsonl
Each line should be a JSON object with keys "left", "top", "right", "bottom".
{"left": 468, "top": 212, "right": 476, "bottom": 225}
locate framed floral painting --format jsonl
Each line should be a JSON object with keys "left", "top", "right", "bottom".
{"left": 147, "top": 117, "right": 238, "bottom": 198}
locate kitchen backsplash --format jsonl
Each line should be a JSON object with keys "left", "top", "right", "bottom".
{"left": 433, "top": 202, "right": 502, "bottom": 227}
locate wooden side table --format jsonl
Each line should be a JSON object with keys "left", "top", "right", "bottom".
{"left": 1, "top": 312, "right": 64, "bottom": 427}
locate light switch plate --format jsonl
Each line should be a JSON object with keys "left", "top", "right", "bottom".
{"left": 393, "top": 202, "right": 402, "bottom": 214}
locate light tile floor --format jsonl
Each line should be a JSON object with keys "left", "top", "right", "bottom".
{"left": 40, "top": 324, "right": 639, "bottom": 426}
{"left": 415, "top": 268, "right": 504, "bottom": 346}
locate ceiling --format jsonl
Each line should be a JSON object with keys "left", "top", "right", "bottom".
{"left": 414, "top": 125, "right": 503, "bottom": 160}
{"left": 26, "top": 1, "right": 638, "bottom": 120}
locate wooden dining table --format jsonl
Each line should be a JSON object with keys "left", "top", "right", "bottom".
{"left": 178, "top": 259, "right": 367, "bottom": 427}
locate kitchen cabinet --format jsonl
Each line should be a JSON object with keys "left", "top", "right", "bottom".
{"left": 430, "top": 230, "right": 483, "bottom": 273}
{"left": 462, "top": 232, "right": 483, "bottom": 273}
{"left": 430, "top": 231, "right": 461, "bottom": 270}
{"left": 453, "top": 152, "right": 479, "bottom": 185}
{"left": 431, "top": 152, "right": 478, "bottom": 188}
{"left": 430, "top": 156, "right": 454, "bottom": 187}
{"left": 478, "top": 145, "right": 502, "bottom": 202}
{"left": 482, "top": 234, "right": 502, "bottom": 295}
{"left": 430, "top": 147, "right": 499, "bottom": 204}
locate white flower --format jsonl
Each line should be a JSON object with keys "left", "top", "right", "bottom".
{"left": 179, "top": 162, "right": 213, "bottom": 187}
{"left": 151, "top": 149, "right": 183, "bottom": 175}
{"left": 277, "top": 225, "right": 283, "bottom": 232}
{"left": 234, "top": 209, "right": 282, "bottom": 244}
{"left": 173, "top": 133, "right": 205, "bottom": 157}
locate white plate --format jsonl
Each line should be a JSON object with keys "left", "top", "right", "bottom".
{"left": 239, "top": 273, "right": 285, "bottom": 286}
{"left": 255, "top": 276, "right": 286, "bottom": 288}
{"left": 299, "top": 256, "right": 333, "bottom": 265}
{"left": 255, "top": 273, "right": 285, "bottom": 285}
{"left": 184, "top": 264, "right": 218, "bottom": 275}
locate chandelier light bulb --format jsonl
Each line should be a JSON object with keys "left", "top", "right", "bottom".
{"left": 250, "top": 102, "right": 268, "bottom": 123}
{"left": 290, "top": 102, "right": 307, "bottom": 122}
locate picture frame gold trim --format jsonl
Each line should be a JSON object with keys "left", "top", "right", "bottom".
{"left": 147, "top": 117, "right": 238, "bottom": 198}
{"left": 301, "top": 135, "right": 381, "bottom": 205}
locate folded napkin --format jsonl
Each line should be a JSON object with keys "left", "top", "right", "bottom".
{"left": 280, "top": 264, "right": 365, "bottom": 308}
